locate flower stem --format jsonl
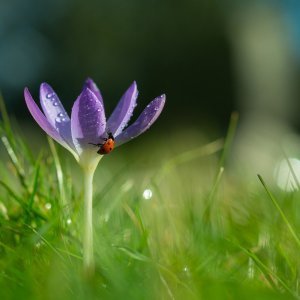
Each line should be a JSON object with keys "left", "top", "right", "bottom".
{"left": 83, "top": 168, "right": 95, "bottom": 276}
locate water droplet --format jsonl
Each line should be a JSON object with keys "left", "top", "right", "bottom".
{"left": 182, "top": 266, "right": 191, "bottom": 277}
{"left": 45, "top": 203, "right": 51, "bottom": 210}
{"left": 55, "top": 117, "right": 62, "bottom": 123}
{"left": 46, "top": 93, "right": 53, "bottom": 99}
{"left": 143, "top": 189, "right": 152, "bottom": 200}
{"left": 154, "top": 107, "right": 159, "bottom": 111}
{"left": 53, "top": 102, "right": 59, "bottom": 106}
{"left": 58, "top": 112, "right": 65, "bottom": 117}
{"left": 61, "top": 118, "right": 67, "bottom": 122}
{"left": 248, "top": 258, "right": 255, "bottom": 279}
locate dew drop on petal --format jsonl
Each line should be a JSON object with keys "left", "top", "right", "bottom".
{"left": 55, "top": 117, "right": 62, "bottom": 123}
{"left": 53, "top": 102, "right": 59, "bottom": 106}
{"left": 143, "top": 189, "right": 153, "bottom": 200}
{"left": 46, "top": 93, "right": 53, "bottom": 99}
{"left": 58, "top": 112, "right": 65, "bottom": 117}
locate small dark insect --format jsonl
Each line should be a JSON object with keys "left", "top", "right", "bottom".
{"left": 89, "top": 132, "right": 115, "bottom": 155}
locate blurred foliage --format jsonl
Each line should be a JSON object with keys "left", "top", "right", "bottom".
{"left": 0, "top": 0, "right": 233, "bottom": 131}
{"left": 0, "top": 97, "right": 300, "bottom": 299}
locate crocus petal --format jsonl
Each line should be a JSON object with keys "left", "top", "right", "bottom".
{"left": 115, "top": 94, "right": 166, "bottom": 146}
{"left": 71, "top": 87, "right": 106, "bottom": 153}
{"left": 84, "top": 78, "right": 104, "bottom": 106}
{"left": 106, "top": 81, "right": 138, "bottom": 137}
{"left": 24, "top": 88, "right": 71, "bottom": 151}
{"left": 40, "top": 83, "right": 74, "bottom": 149}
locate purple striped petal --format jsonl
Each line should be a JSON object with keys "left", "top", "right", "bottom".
{"left": 24, "top": 88, "right": 69, "bottom": 150}
{"left": 40, "top": 83, "right": 74, "bottom": 149}
{"left": 107, "top": 81, "right": 138, "bottom": 137}
{"left": 83, "top": 78, "right": 104, "bottom": 106}
{"left": 115, "top": 94, "right": 166, "bottom": 146}
{"left": 71, "top": 87, "right": 106, "bottom": 153}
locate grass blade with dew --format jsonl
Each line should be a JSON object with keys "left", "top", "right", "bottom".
{"left": 228, "top": 239, "right": 298, "bottom": 298}
{"left": 114, "top": 245, "right": 196, "bottom": 297}
{"left": 258, "top": 174, "right": 300, "bottom": 249}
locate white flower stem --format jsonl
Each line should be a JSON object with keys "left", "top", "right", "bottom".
{"left": 83, "top": 168, "right": 95, "bottom": 276}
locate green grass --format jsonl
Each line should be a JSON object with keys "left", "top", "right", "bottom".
{"left": 0, "top": 100, "right": 299, "bottom": 299}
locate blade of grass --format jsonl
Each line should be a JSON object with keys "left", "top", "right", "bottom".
{"left": 0, "top": 180, "right": 47, "bottom": 221}
{"left": 202, "top": 166, "right": 224, "bottom": 220}
{"left": 25, "top": 224, "right": 64, "bottom": 260}
{"left": 48, "top": 137, "right": 68, "bottom": 214}
{"left": 28, "top": 165, "right": 40, "bottom": 211}
{"left": 258, "top": 174, "right": 300, "bottom": 249}
{"left": 155, "top": 138, "right": 224, "bottom": 182}
{"left": 218, "top": 111, "right": 239, "bottom": 169}
{"left": 1, "top": 135, "right": 26, "bottom": 189}
{"left": 284, "top": 154, "right": 300, "bottom": 191}
{"left": 228, "top": 239, "right": 298, "bottom": 298}
{"left": 93, "top": 164, "right": 130, "bottom": 207}
{"left": 114, "top": 245, "right": 196, "bottom": 297}
{"left": 0, "top": 93, "right": 12, "bottom": 136}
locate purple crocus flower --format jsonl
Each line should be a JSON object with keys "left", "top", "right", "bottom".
{"left": 24, "top": 78, "right": 165, "bottom": 274}
{"left": 24, "top": 78, "right": 165, "bottom": 169}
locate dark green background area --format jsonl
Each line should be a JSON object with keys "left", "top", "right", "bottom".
{"left": 0, "top": 0, "right": 234, "bottom": 132}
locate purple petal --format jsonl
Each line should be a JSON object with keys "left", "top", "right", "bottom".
{"left": 40, "top": 83, "right": 74, "bottom": 148}
{"left": 107, "top": 81, "right": 138, "bottom": 137}
{"left": 115, "top": 94, "right": 166, "bottom": 146}
{"left": 71, "top": 87, "right": 106, "bottom": 152}
{"left": 83, "top": 78, "right": 104, "bottom": 106}
{"left": 24, "top": 88, "right": 69, "bottom": 149}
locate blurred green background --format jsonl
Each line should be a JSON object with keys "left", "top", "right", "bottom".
{"left": 2, "top": 0, "right": 234, "bottom": 133}
{"left": 1, "top": 0, "right": 300, "bottom": 175}
{"left": 2, "top": 1, "right": 300, "bottom": 299}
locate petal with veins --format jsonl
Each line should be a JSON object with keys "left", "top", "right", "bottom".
{"left": 115, "top": 94, "right": 166, "bottom": 146}
{"left": 83, "top": 78, "right": 104, "bottom": 107}
{"left": 24, "top": 88, "right": 73, "bottom": 152}
{"left": 71, "top": 87, "right": 106, "bottom": 154}
{"left": 107, "top": 81, "right": 138, "bottom": 137}
{"left": 40, "top": 83, "right": 74, "bottom": 149}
